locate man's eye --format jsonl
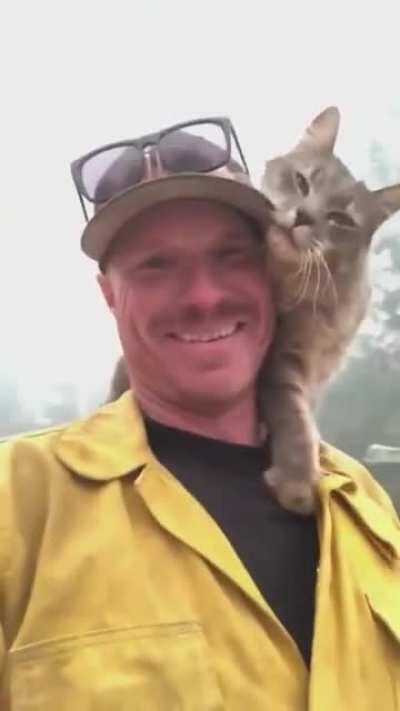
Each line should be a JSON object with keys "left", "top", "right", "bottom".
{"left": 220, "top": 249, "right": 240, "bottom": 257}
{"left": 140, "top": 256, "right": 171, "bottom": 270}
{"left": 218, "top": 247, "right": 247, "bottom": 259}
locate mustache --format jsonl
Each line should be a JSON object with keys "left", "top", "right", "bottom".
{"left": 154, "top": 302, "right": 255, "bottom": 331}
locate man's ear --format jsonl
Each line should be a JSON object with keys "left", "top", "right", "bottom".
{"left": 97, "top": 272, "right": 116, "bottom": 314}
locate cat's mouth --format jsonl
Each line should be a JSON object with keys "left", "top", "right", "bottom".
{"left": 167, "top": 322, "right": 244, "bottom": 344}
{"left": 292, "top": 225, "right": 316, "bottom": 250}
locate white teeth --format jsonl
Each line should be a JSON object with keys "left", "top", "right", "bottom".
{"left": 174, "top": 323, "right": 239, "bottom": 343}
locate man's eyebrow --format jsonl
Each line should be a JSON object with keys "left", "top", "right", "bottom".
{"left": 221, "top": 228, "right": 263, "bottom": 245}
{"left": 121, "top": 244, "right": 182, "bottom": 268}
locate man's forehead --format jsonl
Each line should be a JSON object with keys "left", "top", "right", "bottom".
{"left": 108, "top": 199, "right": 261, "bottom": 258}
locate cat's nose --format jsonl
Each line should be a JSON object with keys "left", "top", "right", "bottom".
{"left": 294, "top": 208, "right": 314, "bottom": 227}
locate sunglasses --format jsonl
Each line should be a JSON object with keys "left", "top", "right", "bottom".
{"left": 71, "top": 117, "right": 250, "bottom": 221}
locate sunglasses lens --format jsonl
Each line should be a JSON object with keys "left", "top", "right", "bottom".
{"left": 81, "top": 145, "right": 144, "bottom": 202}
{"left": 159, "top": 123, "right": 228, "bottom": 173}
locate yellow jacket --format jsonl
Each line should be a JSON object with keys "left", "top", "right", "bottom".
{"left": 0, "top": 392, "right": 399, "bottom": 710}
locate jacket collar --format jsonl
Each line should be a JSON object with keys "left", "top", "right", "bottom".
{"left": 54, "top": 392, "right": 400, "bottom": 567}
{"left": 54, "top": 391, "right": 151, "bottom": 480}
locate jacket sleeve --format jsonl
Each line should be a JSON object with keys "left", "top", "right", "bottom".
{"left": 0, "top": 625, "right": 5, "bottom": 703}
{"left": 0, "top": 441, "right": 11, "bottom": 700}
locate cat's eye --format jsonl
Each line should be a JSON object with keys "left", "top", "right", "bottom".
{"left": 327, "top": 211, "right": 356, "bottom": 228}
{"left": 295, "top": 171, "right": 309, "bottom": 197}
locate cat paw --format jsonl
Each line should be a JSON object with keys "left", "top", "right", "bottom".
{"left": 263, "top": 466, "right": 319, "bottom": 516}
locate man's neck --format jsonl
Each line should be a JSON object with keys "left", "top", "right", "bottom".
{"left": 134, "top": 391, "right": 264, "bottom": 447}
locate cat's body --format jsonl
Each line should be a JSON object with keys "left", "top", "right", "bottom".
{"left": 106, "top": 107, "right": 400, "bottom": 515}
{"left": 259, "top": 221, "right": 371, "bottom": 513}
{"left": 260, "top": 107, "right": 400, "bottom": 513}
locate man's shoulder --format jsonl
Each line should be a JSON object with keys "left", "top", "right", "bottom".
{"left": 0, "top": 422, "right": 80, "bottom": 579}
{"left": 0, "top": 423, "right": 67, "bottom": 446}
{"left": 0, "top": 420, "right": 81, "bottom": 508}
{"left": 0, "top": 392, "right": 147, "bottom": 489}
{"left": 0, "top": 421, "right": 72, "bottom": 463}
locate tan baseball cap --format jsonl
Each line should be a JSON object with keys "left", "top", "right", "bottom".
{"left": 81, "top": 170, "right": 273, "bottom": 263}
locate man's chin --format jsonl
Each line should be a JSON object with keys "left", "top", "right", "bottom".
{"left": 173, "top": 378, "right": 252, "bottom": 414}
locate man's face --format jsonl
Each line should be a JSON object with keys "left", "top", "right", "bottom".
{"left": 98, "top": 199, "right": 276, "bottom": 414}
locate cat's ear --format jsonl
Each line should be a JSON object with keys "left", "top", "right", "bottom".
{"left": 296, "top": 106, "right": 340, "bottom": 153}
{"left": 373, "top": 184, "right": 400, "bottom": 225}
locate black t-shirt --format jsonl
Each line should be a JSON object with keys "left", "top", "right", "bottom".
{"left": 145, "top": 417, "right": 319, "bottom": 667}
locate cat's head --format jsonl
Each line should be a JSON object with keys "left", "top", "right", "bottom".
{"left": 262, "top": 107, "right": 400, "bottom": 256}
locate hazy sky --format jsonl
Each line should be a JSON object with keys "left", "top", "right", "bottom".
{"left": 2, "top": 0, "right": 400, "bottom": 408}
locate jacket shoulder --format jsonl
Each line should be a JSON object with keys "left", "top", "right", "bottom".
{"left": 0, "top": 422, "right": 66, "bottom": 446}
{"left": 323, "top": 442, "right": 399, "bottom": 519}
{"left": 0, "top": 424, "right": 69, "bottom": 479}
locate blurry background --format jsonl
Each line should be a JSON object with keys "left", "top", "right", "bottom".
{"left": 1, "top": 0, "right": 399, "bottom": 506}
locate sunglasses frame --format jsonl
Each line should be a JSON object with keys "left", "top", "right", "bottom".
{"left": 71, "top": 116, "right": 250, "bottom": 221}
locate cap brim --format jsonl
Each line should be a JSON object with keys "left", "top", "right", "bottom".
{"left": 81, "top": 173, "right": 273, "bottom": 262}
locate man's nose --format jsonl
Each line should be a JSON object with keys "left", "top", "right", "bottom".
{"left": 180, "top": 265, "right": 226, "bottom": 310}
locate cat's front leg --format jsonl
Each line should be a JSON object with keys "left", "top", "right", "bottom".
{"left": 262, "top": 385, "right": 322, "bottom": 515}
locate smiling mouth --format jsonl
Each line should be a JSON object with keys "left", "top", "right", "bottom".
{"left": 168, "top": 322, "right": 244, "bottom": 344}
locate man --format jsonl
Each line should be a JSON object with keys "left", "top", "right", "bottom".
{"left": 1, "top": 117, "right": 399, "bottom": 709}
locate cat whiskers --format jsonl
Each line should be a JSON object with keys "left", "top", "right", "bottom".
{"left": 287, "top": 247, "right": 338, "bottom": 315}
{"left": 287, "top": 250, "right": 314, "bottom": 308}
{"left": 309, "top": 248, "right": 321, "bottom": 316}
{"left": 310, "top": 246, "right": 338, "bottom": 308}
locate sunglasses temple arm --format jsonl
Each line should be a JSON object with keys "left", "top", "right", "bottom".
{"left": 230, "top": 126, "right": 250, "bottom": 174}
{"left": 75, "top": 184, "right": 89, "bottom": 222}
